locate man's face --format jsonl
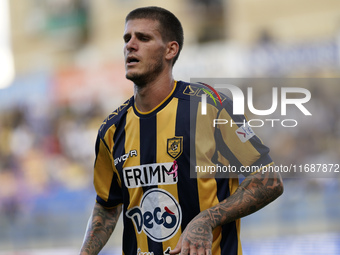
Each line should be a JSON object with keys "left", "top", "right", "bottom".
{"left": 123, "top": 19, "right": 167, "bottom": 85}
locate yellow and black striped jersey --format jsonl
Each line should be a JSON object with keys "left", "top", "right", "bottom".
{"left": 94, "top": 80, "right": 273, "bottom": 255}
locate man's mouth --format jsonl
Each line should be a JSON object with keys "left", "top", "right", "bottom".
{"left": 126, "top": 56, "right": 140, "bottom": 65}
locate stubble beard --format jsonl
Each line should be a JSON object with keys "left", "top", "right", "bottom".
{"left": 126, "top": 59, "right": 164, "bottom": 89}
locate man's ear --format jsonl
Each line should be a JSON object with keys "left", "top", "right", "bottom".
{"left": 165, "top": 41, "right": 179, "bottom": 62}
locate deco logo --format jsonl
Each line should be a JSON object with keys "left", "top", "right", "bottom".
{"left": 126, "top": 188, "right": 182, "bottom": 242}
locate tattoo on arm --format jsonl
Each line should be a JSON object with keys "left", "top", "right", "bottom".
{"left": 206, "top": 170, "right": 283, "bottom": 229}
{"left": 80, "top": 202, "right": 122, "bottom": 255}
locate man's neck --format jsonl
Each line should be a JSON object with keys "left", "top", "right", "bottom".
{"left": 134, "top": 73, "right": 175, "bottom": 113}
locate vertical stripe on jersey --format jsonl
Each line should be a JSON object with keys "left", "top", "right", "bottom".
{"left": 175, "top": 96, "right": 201, "bottom": 237}
{"left": 195, "top": 102, "right": 219, "bottom": 178}
{"left": 229, "top": 178, "right": 242, "bottom": 255}
{"left": 123, "top": 108, "right": 147, "bottom": 254}
{"left": 195, "top": 102, "right": 222, "bottom": 254}
{"left": 139, "top": 112, "right": 163, "bottom": 255}
{"left": 195, "top": 102, "right": 219, "bottom": 211}
{"left": 156, "top": 98, "right": 183, "bottom": 251}
{"left": 219, "top": 178, "right": 242, "bottom": 255}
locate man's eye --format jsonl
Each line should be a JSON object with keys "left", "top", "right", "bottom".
{"left": 140, "top": 37, "right": 149, "bottom": 41}
{"left": 124, "top": 36, "right": 131, "bottom": 43}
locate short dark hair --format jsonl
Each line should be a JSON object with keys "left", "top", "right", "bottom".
{"left": 126, "top": 6, "right": 184, "bottom": 65}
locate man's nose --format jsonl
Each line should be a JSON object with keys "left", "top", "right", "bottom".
{"left": 125, "top": 36, "right": 138, "bottom": 51}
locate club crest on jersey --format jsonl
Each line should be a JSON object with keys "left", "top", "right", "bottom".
{"left": 167, "top": 137, "right": 183, "bottom": 159}
{"left": 126, "top": 188, "right": 182, "bottom": 242}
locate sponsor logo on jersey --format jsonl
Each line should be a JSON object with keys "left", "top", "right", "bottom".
{"left": 114, "top": 149, "right": 137, "bottom": 166}
{"left": 167, "top": 137, "right": 183, "bottom": 159}
{"left": 137, "top": 248, "right": 154, "bottom": 255}
{"left": 123, "top": 163, "right": 177, "bottom": 188}
{"left": 126, "top": 188, "right": 182, "bottom": 242}
{"left": 236, "top": 122, "right": 255, "bottom": 143}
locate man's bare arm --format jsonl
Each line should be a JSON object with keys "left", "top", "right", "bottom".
{"left": 207, "top": 170, "right": 283, "bottom": 227}
{"left": 170, "top": 170, "right": 283, "bottom": 255}
{"left": 80, "top": 202, "right": 122, "bottom": 255}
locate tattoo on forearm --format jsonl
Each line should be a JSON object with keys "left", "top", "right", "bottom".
{"left": 173, "top": 171, "right": 282, "bottom": 254}
{"left": 80, "top": 203, "right": 122, "bottom": 255}
{"left": 207, "top": 171, "right": 283, "bottom": 228}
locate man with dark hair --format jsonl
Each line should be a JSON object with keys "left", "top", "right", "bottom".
{"left": 80, "top": 6, "right": 283, "bottom": 255}
{"left": 125, "top": 6, "right": 184, "bottom": 65}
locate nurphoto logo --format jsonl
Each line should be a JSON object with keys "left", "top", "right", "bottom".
{"left": 199, "top": 82, "right": 312, "bottom": 128}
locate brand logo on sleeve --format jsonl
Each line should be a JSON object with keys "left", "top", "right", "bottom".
{"left": 236, "top": 122, "right": 255, "bottom": 143}
{"left": 126, "top": 188, "right": 182, "bottom": 242}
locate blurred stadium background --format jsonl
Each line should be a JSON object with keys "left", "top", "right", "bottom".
{"left": 0, "top": 0, "right": 339, "bottom": 254}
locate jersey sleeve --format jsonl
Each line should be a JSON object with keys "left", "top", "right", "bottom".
{"left": 215, "top": 99, "right": 273, "bottom": 176}
{"left": 93, "top": 134, "right": 123, "bottom": 208}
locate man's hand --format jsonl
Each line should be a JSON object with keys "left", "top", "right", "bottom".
{"left": 170, "top": 211, "right": 213, "bottom": 255}
{"left": 170, "top": 169, "right": 283, "bottom": 255}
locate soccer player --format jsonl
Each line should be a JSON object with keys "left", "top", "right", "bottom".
{"left": 79, "top": 6, "right": 283, "bottom": 255}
